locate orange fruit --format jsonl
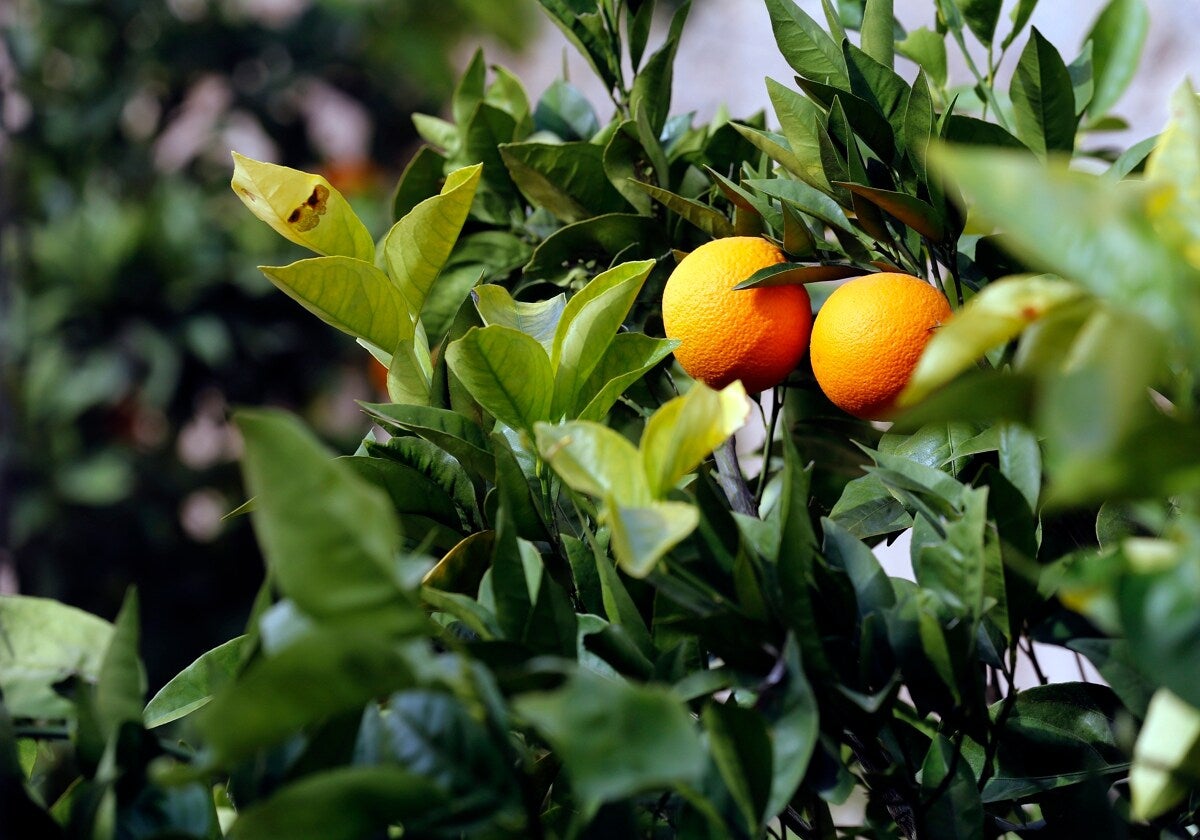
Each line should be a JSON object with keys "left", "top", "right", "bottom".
{"left": 810, "top": 272, "right": 951, "bottom": 420}
{"left": 661, "top": 237, "right": 812, "bottom": 394}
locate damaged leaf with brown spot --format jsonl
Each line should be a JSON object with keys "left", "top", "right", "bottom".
{"left": 231, "top": 152, "right": 375, "bottom": 262}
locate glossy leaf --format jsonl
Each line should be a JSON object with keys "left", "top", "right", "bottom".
{"left": 383, "top": 164, "right": 481, "bottom": 322}
{"left": 391, "top": 145, "right": 447, "bottom": 222}
{"left": 628, "top": 182, "right": 734, "bottom": 238}
{"left": 921, "top": 735, "right": 984, "bottom": 839}
{"left": 524, "top": 214, "right": 667, "bottom": 280}
{"left": 535, "top": 78, "right": 601, "bottom": 141}
{"left": 762, "top": 636, "right": 819, "bottom": 819}
{"left": 446, "top": 325, "right": 554, "bottom": 433}
{"left": 1009, "top": 28, "right": 1077, "bottom": 157}
{"left": 575, "top": 333, "right": 677, "bottom": 421}
{"left": 231, "top": 152, "right": 374, "bottom": 261}
{"left": 901, "top": 274, "right": 1086, "bottom": 406}
{"left": 1130, "top": 688, "right": 1200, "bottom": 821}
{"left": 472, "top": 285, "right": 565, "bottom": 355}
{"left": 535, "top": 420, "right": 651, "bottom": 505}
{"left": 1086, "top": 0, "right": 1150, "bottom": 118}
{"left": 735, "top": 262, "right": 867, "bottom": 289}
{"left": 835, "top": 183, "right": 945, "bottom": 240}
{"left": 144, "top": 636, "right": 247, "bottom": 728}
{"left": 259, "top": 258, "right": 412, "bottom": 354}
{"left": 764, "top": 0, "right": 849, "bottom": 88}
{"left": 629, "top": 0, "right": 690, "bottom": 136}
{"left": 236, "top": 409, "right": 406, "bottom": 618}
{"left": 550, "top": 260, "right": 653, "bottom": 420}
{"left": 703, "top": 702, "right": 772, "bottom": 831}
{"left": 513, "top": 670, "right": 706, "bottom": 807}
{"left": 641, "top": 382, "right": 749, "bottom": 499}
{"left": 0, "top": 596, "right": 113, "bottom": 719}
{"left": 361, "top": 402, "right": 495, "bottom": 480}
{"left": 95, "top": 589, "right": 146, "bottom": 736}
{"left": 607, "top": 500, "right": 700, "bottom": 577}
{"left": 766, "top": 79, "right": 837, "bottom": 195}
{"left": 499, "top": 142, "right": 627, "bottom": 222}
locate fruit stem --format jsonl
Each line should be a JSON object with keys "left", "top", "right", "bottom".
{"left": 714, "top": 437, "right": 757, "bottom": 517}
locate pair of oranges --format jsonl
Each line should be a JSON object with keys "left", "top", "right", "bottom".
{"left": 661, "top": 236, "right": 951, "bottom": 420}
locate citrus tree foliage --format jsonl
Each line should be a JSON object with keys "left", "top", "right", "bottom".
{"left": 8, "top": 0, "right": 1200, "bottom": 837}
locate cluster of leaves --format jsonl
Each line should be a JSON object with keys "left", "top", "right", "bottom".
{"left": 7, "top": 0, "right": 1200, "bottom": 838}
{"left": 0, "top": 0, "right": 533, "bottom": 685}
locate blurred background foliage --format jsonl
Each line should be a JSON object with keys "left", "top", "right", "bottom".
{"left": 0, "top": 0, "right": 531, "bottom": 689}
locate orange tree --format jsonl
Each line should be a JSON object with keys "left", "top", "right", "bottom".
{"left": 6, "top": 0, "right": 1200, "bottom": 837}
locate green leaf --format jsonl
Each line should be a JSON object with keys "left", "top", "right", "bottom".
{"left": 628, "top": 182, "right": 734, "bottom": 238}
{"left": 761, "top": 636, "right": 819, "bottom": 820}
{"left": 629, "top": 0, "right": 690, "bottom": 136}
{"left": 95, "top": 589, "right": 146, "bottom": 736}
{"left": 228, "top": 766, "right": 445, "bottom": 840}
{"left": 551, "top": 260, "right": 654, "bottom": 420}
{"left": 231, "top": 152, "right": 374, "bottom": 262}
{"left": 383, "top": 164, "right": 482, "bottom": 322}
{"left": 1086, "top": 0, "right": 1149, "bottom": 118}
{"left": 525, "top": 214, "right": 668, "bottom": 280}
{"left": 901, "top": 274, "right": 1086, "bottom": 406}
{"left": 236, "top": 409, "right": 406, "bottom": 618}
{"left": 943, "top": 114, "right": 1028, "bottom": 150}
{"left": 391, "top": 146, "right": 447, "bottom": 222}
{"left": 897, "top": 28, "right": 948, "bottom": 91}
{"left": 535, "top": 421, "right": 651, "bottom": 505}
{"left": 860, "top": 0, "right": 895, "bottom": 69}
{"left": 360, "top": 402, "right": 495, "bottom": 480}
{"left": 1145, "top": 84, "right": 1200, "bottom": 258}
{"left": 932, "top": 147, "right": 1195, "bottom": 348}
{"left": 341, "top": 455, "right": 466, "bottom": 536}
{"left": 834, "top": 183, "right": 945, "bottom": 240}
{"left": 829, "top": 474, "right": 913, "bottom": 539}
{"left": 1130, "top": 688, "right": 1200, "bottom": 821}
{"left": 144, "top": 636, "right": 247, "bottom": 728}
{"left": 735, "top": 262, "right": 867, "bottom": 289}
{"left": 500, "top": 142, "right": 628, "bottom": 222}
{"left": 765, "top": 79, "right": 838, "bottom": 195}
{"left": 446, "top": 326, "right": 554, "bottom": 433}
{"left": 730, "top": 124, "right": 810, "bottom": 185}
{"left": 703, "top": 702, "right": 773, "bottom": 831}
{"left": 200, "top": 629, "right": 416, "bottom": 765}
{"left": 959, "top": 0, "right": 1002, "bottom": 46}
{"left": 793, "top": 76, "right": 896, "bottom": 163}
{"left": 576, "top": 333, "right": 677, "bottom": 421}
{"left": 513, "top": 670, "right": 706, "bottom": 808}
{"left": 452, "top": 48, "right": 487, "bottom": 128}
{"left": 535, "top": 78, "right": 601, "bottom": 140}
{"left": 745, "top": 177, "right": 856, "bottom": 235}
{"left": 1009, "top": 28, "right": 1078, "bottom": 157}
{"left": 764, "top": 0, "right": 849, "bottom": 88}
{"left": 1001, "top": 0, "right": 1039, "bottom": 51}
{"left": 641, "top": 382, "right": 749, "bottom": 499}
{"left": 921, "top": 734, "right": 984, "bottom": 838}
{"left": 259, "top": 257, "right": 412, "bottom": 354}
{"left": 997, "top": 423, "right": 1042, "bottom": 511}
{"left": 0, "top": 596, "right": 113, "bottom": 719}
{"left": 607, "top": 500, "right": 700, "bottom": 578}
{"left": 1068, "top": 41, "right": 1095, "bottom": 117}
{"left": 821, "top": 516, "right": 895, "bottom": 616}
{"left": 535, "top": 0, "right": 620, "bottom": 92}
{"left": 472, "top": 285, "right": 565, "bottom": 354}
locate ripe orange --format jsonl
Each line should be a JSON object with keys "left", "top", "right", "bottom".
{"left": 661, "top": 237, "right": 812, "bottom": 394}
{"left": 810, "top": 272, "right": 951, "bottom": 420}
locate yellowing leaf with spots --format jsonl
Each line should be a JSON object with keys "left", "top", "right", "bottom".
{"left": 231, "top": 152, "right": 375, "bottom": 262}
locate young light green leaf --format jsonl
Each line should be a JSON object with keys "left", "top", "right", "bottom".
{"left": 236, "top": 409, "right": 406, "bottom": 618}
{"left": 1130, "top": 688, "right": 1200, "bottom": 821}
{"left": 144, "top": 636, "right": 246, "bottom": 728}
{"left": 446, "top": 325, "right": 554, "bottom": 433}
{"left": 1145, "top": 84, "right": 1200, "bottom": 251}
{"left": 575, "top": 333, "right": 677, "bottom": 421}
{"left": 1086, "top": 0, "right": 1150, "bottom": 119}
{"left": 231, "top": 152, "right": 374, "bottom": 261}
{"left": 901, "top": 274, "right": 1086, "bottom": 406}
{"left": 535, "top": 421, "right": 652, "bottom": 506}
{"left": 551, "top": 260, "right": 654, "bottom": 419}
{"left": 641, "top": 381, "right": 750, "bottom": 499}
{"left": 1010, "top": 28, "right": 1078, "bottom": 157}
{"left": 383, "top": 163, "right": 482, "bottom": 322}
{"left": 472, "top": 285, "right": 566, "bottom": 353}
{"left": 0, "top": 596, "right": 113, "bottom": 719}
{"left": 385, "top": 336, "right": 433, "bottom": 407}
{"left": 259, "top": 257, "right": 412, "bottom": 354}
{"left": 608, "top": 500, "right": 700, "bottom": 578}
